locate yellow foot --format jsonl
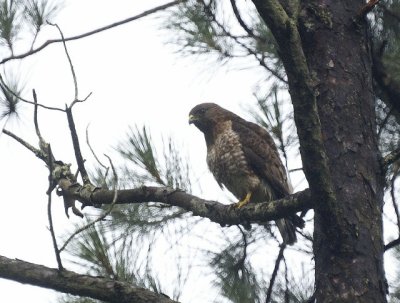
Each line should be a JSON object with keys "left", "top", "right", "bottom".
{"left": 235, "top": 192, "right": 252, "bottom": 209}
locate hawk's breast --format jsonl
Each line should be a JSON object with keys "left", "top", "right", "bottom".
{"left": 206, "top": 120, "right": 260, "bottom": 199}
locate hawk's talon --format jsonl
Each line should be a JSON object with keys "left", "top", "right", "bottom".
{"left": 235, "top": 192, "right": 252, "bottom": 209}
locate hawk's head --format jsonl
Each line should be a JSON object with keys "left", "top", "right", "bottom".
{"left": 189, "top": 103, "right": 229, "bottom": 133}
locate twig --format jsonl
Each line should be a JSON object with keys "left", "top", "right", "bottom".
{"left": 59, "top": 155, "right": 118, "bottom": 252}
{"left": 2, "top": 129, "right": 47, "bottom": 161}
{"left": 0, "top": 73, "right": 64, "bottom": 112}
{"left": 49, "top": 23, "right": 79, "bottom": 101}
{"left": 385, "top": 237, "right": 400, "bottom": 251}
{"left": 229, "top": 0, "right": 259, "bottom": 40}
{"left": 377, "top": 106, "right": 394, "bottom": 138}
{"left": 265, "top": 243, "right": 286, "bottom": 303}
{"left": 32, "top": 90, "right": 47, "bottom": 148}
{"left": 200, "top": 0, "right": 287, "bottom": 83}
{"left": 46, "top": 144, "right": 63, "bottom": 270}
{"left": 390, "top": 170, "right": 400, "bottom": 234}
{"left": 86, "top": 124, "right": 108, "bottom": 170}
{"left": 283, "top": 257, "right": 289, "bottom": 303}
{"left": 0, "top": 0, "right": 187, "bottom": 65}
{"left": 71, "top": 92, "right": 93, "bottom": 108}
{"left": 66, "top": 106, "right": 90, "bottom": 184}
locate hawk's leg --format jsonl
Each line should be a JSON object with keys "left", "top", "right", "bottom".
{"left": 235, "top": 192, "right": 252, "bottom": 208}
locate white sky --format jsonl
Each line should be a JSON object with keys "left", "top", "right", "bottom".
{"left": 0, "top": 1, "right": 398, "bottom": 302}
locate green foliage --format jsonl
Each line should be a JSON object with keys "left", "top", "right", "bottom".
{"left": 0, "top": 72, "right": 23, "bottom": 119}
{"left": 23, "top": 0, "right": 63, "bottom": 33}
{"left": 270, "top": 264, "right": 314, "bottom": 303}
{"left": 209, "top": 228, "right": 261, "bottom": 303}
{"left": 116, "top": 125, "right": 192, "bottom": 191}
{"left": 0, "top": 0, "right": 63, "bottom": 53}
{"left": 163, "top": 0, "right": 285, "bottom": 80}
{"left": 165, "top": 0, "right": 232, "bottom": 57}
{"left": 0, "top": 0, "right": 20, "bottom": 51}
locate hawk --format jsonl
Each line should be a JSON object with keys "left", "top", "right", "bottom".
{"left": 189, "top": 102, "right": 299, "bottom": 244}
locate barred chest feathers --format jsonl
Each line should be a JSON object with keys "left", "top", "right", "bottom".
{"left": 206, "top": 121, "right": 260, "bottom": 199}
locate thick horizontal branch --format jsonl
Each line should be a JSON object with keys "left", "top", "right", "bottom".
{"left": 0, "top": 255, "right": 178, "bottom": 303}
{"left": 4, "top": 101, "right": 313, "bottom": 225}
{"left": 66, "top": 184, "right": 313, "bottom": 226}
{"left": 0, "top": 0, "right": 185, "bottom": 65}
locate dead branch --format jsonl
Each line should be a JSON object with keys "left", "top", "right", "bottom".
{"left": 66, "top": 107, "right": 90, "bottom": 184}
{"left": 0, "top": 255, "right": 178, "bottom": 303}
{"left": 46, "top": 144, "right": 63, "bottom": 270}
{"left": 59, "top": 155, "right": 119, "bottom": 252}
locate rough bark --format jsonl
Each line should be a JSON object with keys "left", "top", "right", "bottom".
{"left": 253, "top": 1, "right": 387, "bottom": 302}
{"left": 299, "top": 2, "right": 386, "bottom": 302}
{"left": 0, "top": 255, "right": 178, "bottom": 303}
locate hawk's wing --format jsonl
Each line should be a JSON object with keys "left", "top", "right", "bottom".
{"left": 231, "top": 117, "right": 290, "bottom": 199}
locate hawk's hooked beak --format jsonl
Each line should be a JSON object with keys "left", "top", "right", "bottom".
{"left": 188, "top": 114, "right": 197, "bottom": 125}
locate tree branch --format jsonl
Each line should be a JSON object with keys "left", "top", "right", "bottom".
{"left": 66, "top": 107, "right": 90, "bottom": 184}
{"left": 4, "top": 119, "right": 312, "bottom": 225}
{"left": 251, "top": 1, "right": 335, "bottom": 214}
{"left": 265, "top": 244, "right": 286, "bottom": 303}
{"left": 384, "top": 237, "right": 400, "bottom": 251}
{"left": 0, "top": 0, "right": 186, "bottom": 65}
{"left": 0, "top": 255, "right": 178, "bottom": 303}
{"left": 63, "top": 184, "right": 313, "bottom": 227}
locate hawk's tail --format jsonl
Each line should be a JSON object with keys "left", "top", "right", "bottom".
{"left": 275, "top": 218, "right": 297, "bottom": 245}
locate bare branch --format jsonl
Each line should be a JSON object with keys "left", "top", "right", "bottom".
{"left": 46, "top": 144, "right": 63, "bottom": 271}
{"left": 62, "top": 185, "right": 313, "bottom": 227}
{"left": 66, "top": 106, "right": 90, "bottom": 184}
{"left": 384, "top": 237, "right": 400, "bottom": 251}
{"left": 229, "top": 0, "right": 259, "bottom": 40}
{"left": 86, "top": 124, "right": 108, "bottom": 169}
{"left": 265, "top": 244, "right": 286, "bottom": 303}
{"left": 201, "top": 1, "right": 287, "bottom": 83}
{"left": 32, "top": 89, "right": 47, "bottom": 149}
{"left": 2, "top": 128, "right": 47, "bottom": 161}
{"left": 59, "top": 155, "right": 119, "bottom": 252}
{"left": 49, "top": 23, "right": 79, "bottom": 101}
{"left": 0, "top": 255, "right": 179, "bottom": 303}
{"left": 0, "top": 0, "right": 187, "bottom": 65}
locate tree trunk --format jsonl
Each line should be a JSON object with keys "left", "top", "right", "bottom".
{"left": 298, "top": 1, "right": 387, "bottom": 302}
